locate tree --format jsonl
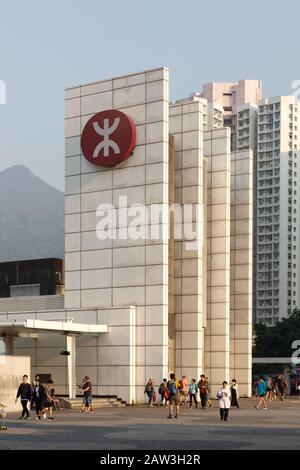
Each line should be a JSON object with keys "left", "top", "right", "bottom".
{"left": 253, "top": 309, "right": 300, "bottom": 357}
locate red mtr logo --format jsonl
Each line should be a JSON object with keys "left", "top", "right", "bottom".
{"left": 81, "top": 110, "right": 136, "bottom": 167}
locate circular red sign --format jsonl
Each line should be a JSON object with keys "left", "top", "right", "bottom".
{"left": 81, "top": 109, "right": 136, "bottom": 167}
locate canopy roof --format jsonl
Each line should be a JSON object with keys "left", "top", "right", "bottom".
{"left": 0, "top": 319, "right": 108, "bottom": 337}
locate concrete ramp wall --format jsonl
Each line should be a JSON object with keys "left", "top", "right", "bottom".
{"left": 0, "top": 356, "right": 30, "bottom": 412}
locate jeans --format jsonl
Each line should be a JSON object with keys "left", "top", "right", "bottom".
{"left": 146, "top": 391, "right": 153, "bottom": 405}
{"left": 200, "top": 393, "right": 207, "bottom": 409}
{"left": 189, "top": 394, "right": 198, "bottom": 408}
{"left": 21, "top": 399, "right": 30, "bottom": 418}
{"left": 84, "top": 395, "right": 92, "bottom": 406}
{"left": 160, "top": 394, "right": 166, "bottom": 405}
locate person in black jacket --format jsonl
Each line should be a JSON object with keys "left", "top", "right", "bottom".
{"left": 16, "top": 375, "right": 32, "bottom": 420}
{"left": 31, "top": 379, "right": 45, "bottom": 420}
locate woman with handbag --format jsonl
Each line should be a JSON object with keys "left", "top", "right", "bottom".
{"left": 217, "top": 381, "right": 231, "bottom": 422}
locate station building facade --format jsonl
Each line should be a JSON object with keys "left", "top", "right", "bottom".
{"left": 0, "top": 67, "right": 253, "bottom": 403}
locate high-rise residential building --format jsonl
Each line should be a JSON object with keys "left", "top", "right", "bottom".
{"left": 201, "top": 80, "right": 262, "bottom": 149}
{"left": 255, "top": 96, "right": 300, "bottom": 325}
{"left": 201, "top": 80, "right": 300, "bottom": 325}
{"left": 236, "top": 104, "right": 258, "bottom": 152}
{"left": 200, "top": 80, "right": 261, "bottom": 327}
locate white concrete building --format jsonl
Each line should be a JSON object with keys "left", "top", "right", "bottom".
{"left": 0, "top": 67, "right": 253, "bottom": 402}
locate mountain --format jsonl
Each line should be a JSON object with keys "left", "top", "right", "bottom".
{"left": 0, "top": 165, "right": 64, "bottom": 262}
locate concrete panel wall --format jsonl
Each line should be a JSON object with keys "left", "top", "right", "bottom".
{"left": 204, "top": 128, "right": 231, "bottom": 394}
{"left": 65, "top": 68, "right": 170, "bottom": 402}
{"left": 230, "top": 150, "right": 253, "bottom": 396}
{"left": 170, "top": 99, "right": 205, "bottom": 381}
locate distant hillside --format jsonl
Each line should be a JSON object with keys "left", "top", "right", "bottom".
{"left": 0, "top": 165, "right": 64, "bottom": 262}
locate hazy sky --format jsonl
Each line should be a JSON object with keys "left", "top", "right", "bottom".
{"left": 0, "top": 0, "right": 299, "bottom": 191}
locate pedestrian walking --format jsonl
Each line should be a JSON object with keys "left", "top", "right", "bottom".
{"left": 265, "top": 376, "right": 273, "bottom": 401}
{"left": 158, "top": 378, "right": 168, "bottom": 406}
{"left": 188, "top": 379, "right": 198, "bottom": 409}
{"left": 198, "top": 374, "right": 210, "bottom": 410}
{"left": 179, "top": 375, "right": 189, "bottom": 406}
{"left": 217, "top": 381, "right": 231, "bottom": 422}
{"left": 206, "top": 376, "right": 212, "bottom": 408}
{"left": 273, "top": 377, "right": 278, "bottom": 399}
{"left": 230, "top": 379, "right": 239, "bottom": 408}
{"left": 80, "top": 376, "right": 93, "bottom": 412}
{"left": 31, "top": 379, "right": 45, "bottom": 420}
{"left": 15, "top": 375, "right": 32, "bottom": 420}
{"left": 167, "top": 373, "right": 180, "bottom": 419}
{"left": 44, "top": 380, "right": 59, "bottom": 420}
{"left": 255, "top": 377, "right": 268, "bottom": 410}
{"left": 144, "top": 378, "right": 155, "bottom": 408}
{"left": 268, "top": 377, "right": 276, "bottom": 400}
{"left": 278, "top": 376, "right": 288, "bottom": 401}
{"left": 31, "top": 374, "right": 40, "bottom": 412}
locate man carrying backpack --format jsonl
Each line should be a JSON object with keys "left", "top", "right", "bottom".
{"left": 167, "top": 373, "right": 180, "bottom": 419}
{"left": 158, "top": 378, "right": 168, "bottom": 406}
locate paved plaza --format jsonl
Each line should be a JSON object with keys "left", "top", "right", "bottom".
{"left": 1, "top": 398, "right": 300, "bottom": 450}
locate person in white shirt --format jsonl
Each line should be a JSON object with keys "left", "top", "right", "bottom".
{"left": 217, "top": 381, "right": 231, "bottom": 422}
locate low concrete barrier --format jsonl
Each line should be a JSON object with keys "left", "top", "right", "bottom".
{"left": 0, "top": 356, "right": 30, "bottom": 412}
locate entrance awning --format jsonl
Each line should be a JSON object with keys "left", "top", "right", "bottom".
{"left": 0, "top": 319, "right": 108, "bottom": 337}
{"left": 0, "top": 319, "right": 108, "bottom": 399}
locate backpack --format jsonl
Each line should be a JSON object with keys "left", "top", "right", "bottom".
{"left": 167, "top": 380, "right": 177, "bottom": 396}
{"left": 158, "top": 384, "right": 164, "bottom": 395}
